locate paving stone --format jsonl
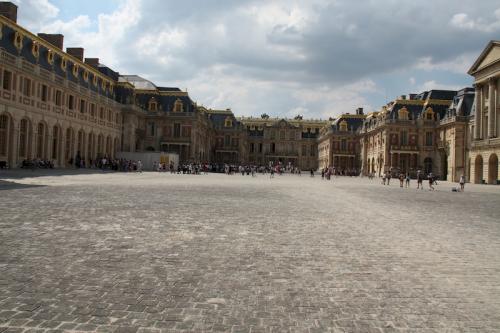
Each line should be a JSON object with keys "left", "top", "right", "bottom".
{"left": 0, "top": 171, "right": 499, "bottom": 332}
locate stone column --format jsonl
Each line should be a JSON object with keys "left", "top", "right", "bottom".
{"left": 488, "top": 79, "right": 496, "bottom": 138}
{"left": 474, "top": 85, "right": 482, "bottom": 140}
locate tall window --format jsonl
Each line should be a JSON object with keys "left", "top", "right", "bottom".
{"left": 400, "top": 130, "right": 408, "bottom": 145}
{"left": 224, "top": 135, "right": 231, "bottom": 146}
{"left": 21, "top": 77, "right": 32, "bottom": 96}
{"left": 0, "top": 115, "right": 8, "bottom": 156}
{"left": 271, "top": 142, "right": 276, "bottom": 153}
{"left": 36, "top": 123, "right": 45, "bottom": 158}
{"left": 173, "top": 123, "right": 181, "bottom": 138}
{"left": 310, "top": 145, "right": 315, "bottom": 157}
{"left": 259, "top": 143, "right": 263, "bottom": 153}
{"left": 90, "top": 103, "right": 96, "bottom": 117}
{"left": 52, "top": 126, "right": 59, "bottom": 160}
{"left": 148, "top": 122, "right": 155, "bottom": 137}
{"left": 99, "top": 107, "right": 104, "bottom": 119}
{"left": 41, "top": 84, "right": 48, "bottom": 102}
{"left": 2, "top": 70, "right": 12, "bottom": 90}
{"left": 19, "top": 119, "right": 28, "bottom": 157}
{"left": 341, "top": 139, "right": 347, "bottom": 151}
{"left": 426, "top": 132, "right": 433, "bottom": 146}
{"left": 80, "top": 99, "right": 86, "bottom": 113}
{"left": 250, "top": 143, "right": 255, "bottom": 153}
{"left": 55, "top": 90, "right": 62, "bottom": 106}
{"left": 68, "top": 95, "right": 75, "bottom": 110}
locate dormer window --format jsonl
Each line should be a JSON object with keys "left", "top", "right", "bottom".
{"left": 425, "top": 107, "right": 434, "bottom": 120}
{"left": 47, "top": 49, "right": 54, "bottom": 65}
{"left": 398, "top": 106, "right": 409, "bottom": 120}
{"left": 174, "top": 98, "right": 183, "bottom": 112}
{"left": 13, "top": 31, "right": 23, "bottom": 51}
{"left": 339, "top": 120, "right": 348, "bottom": 131}
{"left": 224, "top": 116, "right": 233, "bottom": 127}
{"left": 72, "top": 64, "right": 79, "bottom": 77}
{"left": 83, "top": 70, "right": 89, "bottom": 82}
{"left": 61, "top": 57, "right": 67, "bottom": 71}
{"left": 31, "top": 41, "right": 39, "bottom": 59}
{"left": 92, "top": 75, "right": 98, "bottom": 87}
{"left": 148, "top": 97, "right": 158, "bottom": 112}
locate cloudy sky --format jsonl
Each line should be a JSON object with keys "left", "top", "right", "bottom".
{"left": 14, "top": 0, "right": 500, "bottom": 118}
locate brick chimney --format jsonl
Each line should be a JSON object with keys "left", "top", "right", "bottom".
{"left": 356, "top": 107, "right": 364, "bottom": 115}
{"left": 37, "top": 33, "right": 64, "bottom": 49}
{"left": 66, "top": 47, "right": 84, "bottom": 61}
{"left": 0, "top": 2, "right": 17, "bottom": 22}
{"left": 84, "top": 58, "right": 99, "bottom": 68}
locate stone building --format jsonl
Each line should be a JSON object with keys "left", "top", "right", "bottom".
{"left": 468, "top": 40, "right": 500, "bottom": 184}
{"left": 239, "top": 116, "right": 326, "bottom": 170}
{"left": 207, "top": 108, "right": 247, "bottom": 164}
{"left": 437, "top": 88, "right": 474, "bottom": 182}
{"left": 0, "top": 3, "right": 122, "bottom": 168}
{"left": 318, "top": 109, "right": 365, "bottom": 172}
{"left": 359, "top": 90, "right": 458, "bottom": 177}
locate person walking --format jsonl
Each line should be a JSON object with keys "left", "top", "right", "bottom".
{"left": 428, "top": 172, "right": 435, "bottom": 191}
{"left": 399, "top": 172, "right": 404, "bottom": 188}
{"left": 417, "top": 170, "right": 423, "bottom": 189}
{"left": 459, "top": 174, "right": 465, "bottom": 192}
{"left": 405, "top": 172, "right": 410, "bottom": 188}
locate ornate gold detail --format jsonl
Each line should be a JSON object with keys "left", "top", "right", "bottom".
{"left": 339, "top": 120, "right": 348, "bottom": 131}
{"left": 47, "top": 49, "right": 54, "bottom": 65}
{"left": 224, "top": 116, "right": 233, "bottom": 127}
{"left": 424, "top": 107, "right": 434, "bottom": 120}
{"left": 13, "top": 31, "right": 23, "bottom": 51}
{"left": 72, "top": 63, "right": 79, "bottom": 77}
{"left": 148, "top": 97, "right": 158, "bottom": 111}
{"left": 82, "top": 70, "right": 89, "bottom": 82}
{"left": 31, "top": 41, "right": 39, "bottom": 59}
{"left": 92, "top": 75, "right": 98, "bottom": 87}
{"left": 173, "top": 98, "right": 183, "bottom": 112}
{"left": 101, "top": 79, "right": 107, "bottom": 90}
{"left": 398, "top": 106, "right": 409, "bottom": 120}
{"left": 60, "top": 57, "right": 67, "bottom": 71}
{"left": 0, "top": 23, "right": 3, "bottom": 39}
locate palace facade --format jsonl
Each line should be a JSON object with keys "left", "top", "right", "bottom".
{"left": 468, "top": 40, "right": 500, "bottom": 184}
{"left": 0, "top": 2, "right": 498, "bottom": 184}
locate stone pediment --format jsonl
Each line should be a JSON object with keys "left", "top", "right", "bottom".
{"left": 468, "top": 41, "right": 500, "bottom": 75}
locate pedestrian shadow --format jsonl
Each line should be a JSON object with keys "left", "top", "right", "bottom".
{"left": 0, "top": 180, "right": 46, "bottom": 191}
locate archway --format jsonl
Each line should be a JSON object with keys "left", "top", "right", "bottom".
{"left": 441, "top": 153, "right": 448, "bottom": 181}
{"left": 474, "top": 155, "right": 483, "bottom": 184}
{"left": 488, "top": 154, "right": 498, "bottom": 185}
{"left": 87, "top": 132, "right": 95, "bottom": 163}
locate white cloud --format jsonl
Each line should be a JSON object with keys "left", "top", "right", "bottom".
{"left": 415, "top": 53, "right": 478, "bottom": 74}
{"left": 450, "top": 9, "right": 500, "bottom": 32}
{"left": 419, "top": 80, "right": 461, "bottom": 92}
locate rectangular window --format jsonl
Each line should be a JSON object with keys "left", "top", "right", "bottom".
{"left": 41, "top": 84, "right": 48, "bottom": 102}
{"left": 80, "top": 99, "right": 86, "bottom": 113}
{"left": 2, "top": 70, "right": 12, "bottom": 90}
{"left": 224, "top": 135, "right": 230, "bottom": 146}
{"left": 310, "top": 145, "right": 315, "bottom": 157}
{"left": 250, "top": 143, "right": 254, "bottom": 153}
{"left": 90, "top": 103, "right": 96, "bottom": 117}
{"left": 232, "top": 138, "right": 238, "bottom": 147}
{"left": 341, "top": 139, "right": 347, "bottom": 151}
{"left": 259, "top": 143, "right": 263, "bottom": 153}
{"left": 271, "top": 142, "right": 276, "bottom": 153}
{"left": 148, "top": 122, "right": 155, "bottom": 137}
{"left": 400, "top": 131, "right": 408, "bottom": 145}
{"left": 174, "top": 123, "right": 181, "bottom": 138}
{"left": 99, "top": 107, "right": 104, "bottom": 119}
{"left": 426, "top": 132, "right": 433, "bottom": 146}
{"left": 55, "top": 90, "right": 62, "bottom": 106}
{"left": 68, "top": 95, "right": 74, "bottom": 110}
{"left": 22, "top": 77, "right": 32, "bottom": 96}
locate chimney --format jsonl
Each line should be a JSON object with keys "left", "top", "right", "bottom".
{"left": 400, "top": 95, "right": 406, "bottom": 100}
{"left": 37, "top": 33, "right": 64, "bottom": 49}
{"left": 84, "top": 58, "right": 99, "bottom": 68}
{"left": 66, "top": 47, "right": 84, "bottom": 61}
{"left": 408, "top": 94, "right": 417, "bottom": 100}
{"left": 356, "top": 107, "right": 364, "bottom": 115}
{"left": 0, "top": 2, "right": 17, "bottom": 22}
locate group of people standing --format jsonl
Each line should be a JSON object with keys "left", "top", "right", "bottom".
{"left": 377, "top": 169, "right": 466, "bottom": 192}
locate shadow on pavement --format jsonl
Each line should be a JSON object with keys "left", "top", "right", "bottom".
{"left": 0, "top": 168, "right": 110, "bottom": 180}
{"left": 0, "top": 180, "right": 46, "bottom": 191}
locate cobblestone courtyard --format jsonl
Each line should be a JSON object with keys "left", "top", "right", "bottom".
{"left": 1, "top": 171, "right": 500, "bottom": 333}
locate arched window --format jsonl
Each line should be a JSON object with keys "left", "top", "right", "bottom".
{"left": 425, "top": 107, "right": 434, "bottom": 120}
{"left": 52, "top": 126, "right": 59, "bottom": 160}
{"left": 174, "top": 99, "right": 183, "bottom": 112}
{"left": 339, "top": 120, "right": 347, "bottom": 131}
{"left": 398, "top": 106, "right": 409, "bottom": 120}
{"left": 148, "top": 98, "right": 158, "bottom": 112}
{"left": 19, "top": 119, "right": 29, "bottom": 158}
{"left": 224, "top": 116, "right": 233, "bottom": 127}
{"left": 36, "top": 122, "right": 45, "bottom": 158}
{"left": 0, "top": 115, "right": 8, "bottom": 156}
